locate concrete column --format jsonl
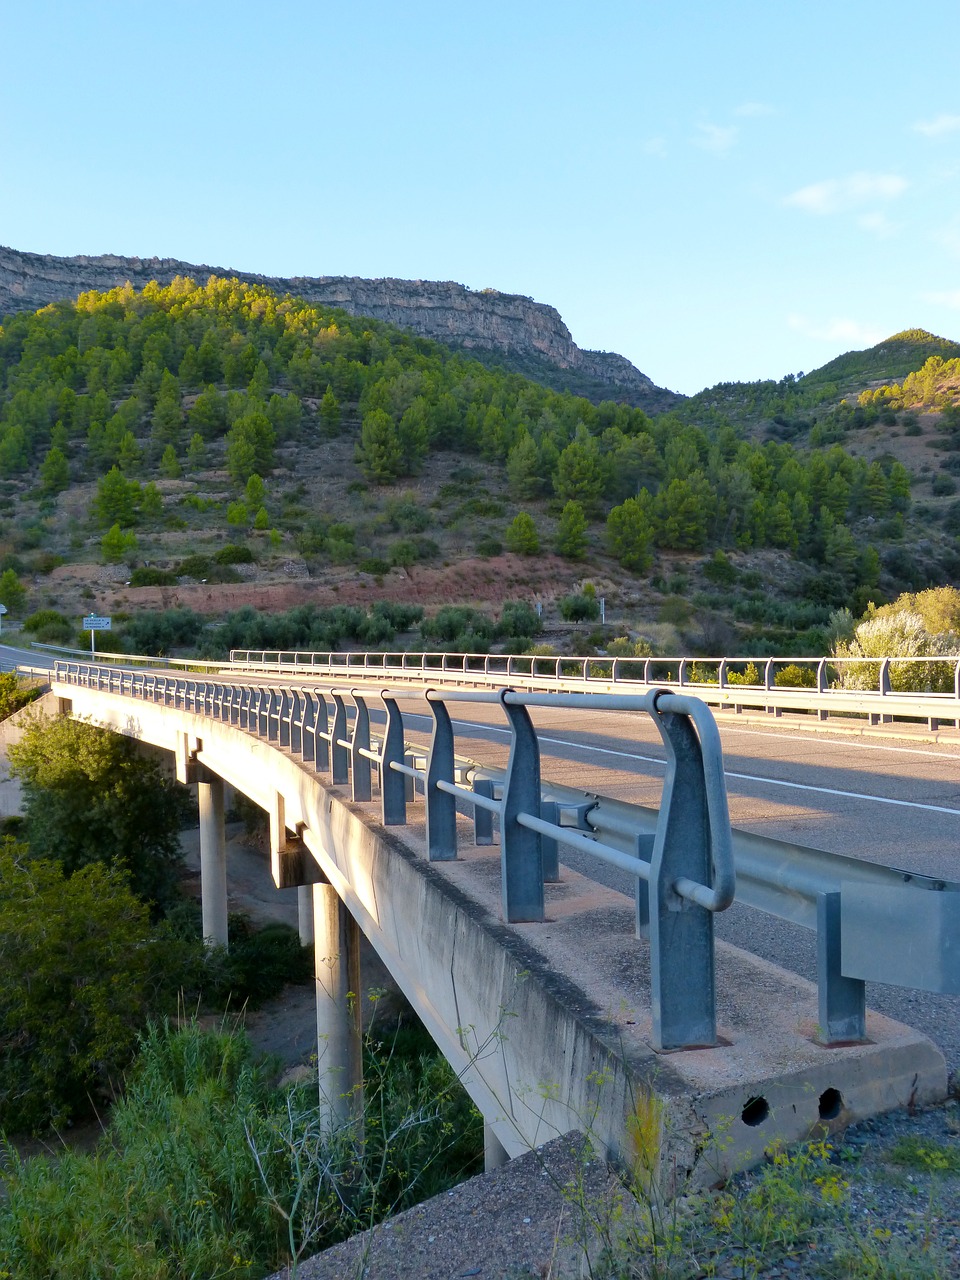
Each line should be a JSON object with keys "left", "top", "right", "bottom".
{"left": 198, "top": 772, "right": 228, "bottom": 949}
{"left": 484, "top": 1124, "right": 510, "bottom": 1171}
{"left": 314, "top": 883, "right": 363, "bottom": 1131}
{"left": 298, "top": 885, "right": 315, "bottom": 945}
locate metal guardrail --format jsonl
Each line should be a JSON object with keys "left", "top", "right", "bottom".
{"left": 53, "top": 660, "right": 733, "bottom": 1052}
{"left": 227, "top": 649, "right": 960, "bottom": 730}
{"left": 50, "top": 659, "right": 960, "bottom": 1050}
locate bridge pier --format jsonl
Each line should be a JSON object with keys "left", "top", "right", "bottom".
{"left": 197, "top": 771, "right": 228, "bottom": 948}
{"left": 313, "top": 882, "right": 363, "bottom": 1131}
{"left": 297, "top": 885, "right": 315, "bottom": 944}
{"left": 484, "top": 1124, "right": 510, "bottom": 1171}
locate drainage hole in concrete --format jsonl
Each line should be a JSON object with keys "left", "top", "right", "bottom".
{"left": 818, "top": 1087, "right": 843, "bottom": 1120}
{"left": 741, "top": 1096, "right": 769, "bottom": 1127}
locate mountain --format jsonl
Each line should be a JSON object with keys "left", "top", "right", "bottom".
{"left": 0, "top": 245, "right": 678, "bottom": 410}
{"left": 799, "top": 329, "right": 960, "bottom": 390}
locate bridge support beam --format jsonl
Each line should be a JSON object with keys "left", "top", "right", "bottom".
{"left": 483, "top": 1124, "right": 510, "bottom": 1171}
{"left": 198, "top": 770, "right": 228, "bottom": 949}
{"left": 314, "top": 882, "right": 363, "bottom": 1131}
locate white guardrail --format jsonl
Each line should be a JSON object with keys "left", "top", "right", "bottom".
{"left": 224, "top": 649, "right": 960, "bottom": 731}
{"left": 26, "top": 643, "right": 960, "bottom": 730}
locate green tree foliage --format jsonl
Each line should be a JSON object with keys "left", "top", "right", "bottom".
{"left": 554, "top": 499, "right": 588, "bottom": 558}
{"left": 0, "top": 845, "right": 187, "bottom": 1131}
{"left": 0, "top": 672, "right": 42, "bottom": 719}
{"left": 93, "top": 465, "right": 141, "bottom": 527}
{"left": 188, "top": 384, "right": 228, "bottom": 439}
{"left": 151, "top": 370, "right": 183, "bottom": 446}
{"left": 38, "top": 445, "right": 69, "bottom": 495}
{"left": 505, "top": 510, "right": 540, "bottom": 554}
{"left": 0, "top": 567, "right": 27, "bottom": 613}
{"left": 606, "top": 492, "right": 655, "bottom": 572}
{"left": 225, "top": 411, "right": 275, "bottom": 484}
{"left": 319, "top": 384, "right": 341, "bottom": 432}
{"left": 8, "top": 715, "right": 188, "bottom": 909}
{"left": 833, "top": 591, "right": 960, "bottom": 693}
{"left": 101, "top": 522, "right": 138, "bottom": 562}
{"left": 356, "top": 408, "right": 403, "bottom": 483}
{"left": 186, "top": 431, "right": 207, "bottom": 469}
{"left": 160, "top": 443, "right": 181, "bottom": 479}
{"left": 553, "top": 431, "right": 605, "bottom": 513}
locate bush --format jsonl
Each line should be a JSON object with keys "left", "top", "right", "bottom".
{"left": 0, "top": 671, "right": 43, "bottom": 720}
{"left": 129, "top": 566, "right": 178, "bottom": 586}
{"left": 8, "top": 715, "right": 190, "bottom": 911}
{"left": 0, "top": 845, "right": 192, "bottom": 1132}
{"left": 21, "top": 608, "right": 72, "bottom": 644}
{"left": 214, "top": 543, "right": 255, "bottom": 564}
{"left": 475, "top": 536, "right": 502, "bottom": 557}
{"left": 774, "top": 663, "right": 817, "bottom": 688}
{"left": 498, "top": 600, "right": 542, "bottom": 639}
{"left": 559, "top": 593, "right": 601, "bottom": 623}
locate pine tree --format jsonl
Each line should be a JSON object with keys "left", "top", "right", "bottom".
{"left": 554, "top": 500, "right": 588, "bottom": 558}
{"left": 355, "top": 409, "right": 403, "bottom": 483}
{"left": 505, "top": 511, "right": 540, "bottom": 555}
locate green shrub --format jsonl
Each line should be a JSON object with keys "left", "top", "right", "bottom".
{"left": 0, "top": 846, "right": 193, "bottom": 1132}
{"left": 0, "top": 671, "right": 43, "bottom": 720}
{"left": 774, "top": 663, "right": 817, "bottom": 687}
{"left": 215, "top": 543, "right": 255, "bottom": 564}
{"left": 559, "top": 593, "right": 601, "bottom": 622}
{"left": 475, "top": 535, "right": 502, "bottom": 557}
{"left": 129, "top": 566, "right": 178, "bottom": 586}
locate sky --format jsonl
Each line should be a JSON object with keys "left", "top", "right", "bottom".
{"left": 3, "top": 1, "right": 960, "bottom": 396}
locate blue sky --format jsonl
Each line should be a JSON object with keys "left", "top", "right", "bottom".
{"left": 3, "top": 1, "right": 960, "bottom": 395}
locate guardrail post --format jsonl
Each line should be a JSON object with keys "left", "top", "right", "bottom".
{"left": 816, "top": 891, "right": 866, "bottom": 1044}
{"left": 539, "top": 799, "right": 561, "bottom": 882}
{"left": 473, "top": 777, "right": 495, "bottom": 845}
{"left": 380, "top": 695, "right": 406, "bottom": 826}
{"left": 330, "top": 694, "right": 349, "bottom": 785}
{"left": 290, "top": 690, "right": 303, "bottom": 753}
{"left": 649, "top": 707, "right": 717, "bottom": 1049}
{"left": 279, "top": 690, "right": 292, "bottom": 747}
{"left": 499, "top": 693, "right": 544, "bottom": 922}
{"left": 351, "top": 693, "right": 372, "bottom": 802}
{"left": 425, "top": 695, "right": 457, "bottom": 860}
{"left": 634, "top": 833, "right": 656, "bottom": 938}
{"left": 315, "top": 694, "right": 330, "bottom": 771}
{"left": 300, "top": 692, "right": 317, "bottom": 765}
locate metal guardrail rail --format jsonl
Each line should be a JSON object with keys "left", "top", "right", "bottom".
{"left": 51, "top": 659, "right": 960, "bottom": 1053}
{"left": 228, "top": 648, "right": 960, "bottom": 731}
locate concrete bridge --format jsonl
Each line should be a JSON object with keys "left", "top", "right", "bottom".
{"left": 47, "top": 661, "right": 949, "bottom": 1190}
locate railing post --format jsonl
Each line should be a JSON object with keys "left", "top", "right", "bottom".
{"left": 330, "top": 693, "right": 349, "bottom": 785}
{"left": 649, "top": 705, "right": 717, "bottom": 1050}
{"left": 425, "top": 694, "right": 458, "bottom": 860}
{"left": 279, "top": 689, "right": 292, "bottom": 747}
{"left": 290, "top": 690, "right": 303, "bottom": 753}
{"left": 301, "top": 691, "right": 318, "bottom": 765}
{"left": 380, "top": 695, "right": 407, "bottom": 826}
{"left": 351, "top": 692, "right": 372, "bottom": 802}
{"left": 315, "top": 693, "right": 330, "bottom": 772}
{"left": 473, "top": 776, "right": 495, "bottom": 845}
{"left": 817, "top": 891, "right": 866, "bottom": 1044}
{"left": 499, "top": 693, "right": 544, "bottom": 922}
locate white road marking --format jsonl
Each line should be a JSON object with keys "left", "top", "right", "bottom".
{"left": 718, "top": 724, "right": 960, "bottom": 761}
{"left": 440, "top": 717, "right": 960, "bottom": 818}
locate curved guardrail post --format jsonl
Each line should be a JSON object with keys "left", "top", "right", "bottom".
{"left": 279, "top": 689, "right": 292, "bottom": 747}
{"left": 649, "top": 701, "right": 720, "bottom": 1050}
{"left": 351, "top": 692, "right": 372, "bottom": 802}
{"left": 330, "top": 693, "right": 349, "bottom": 785}
{"left": 315, "top": 693, "right": 330, "bottom": 771}
{"left": 380, "top": 694, "right": 407, "bottom": 826}
{"left": 425, "top": 693, "right": 457, "bottom": 860}
{"left": 300, "top": 691, "right": 318, "bottom": 764}
{"left": 289, "top": 689, "right": 303, "bottom": 753}
{"left": 499, "top": 692, "right": 545, "bottom": 923}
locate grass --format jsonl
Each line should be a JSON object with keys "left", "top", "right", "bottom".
{"left": 0, "top": 1017, "right": 482, "bottom": 1280}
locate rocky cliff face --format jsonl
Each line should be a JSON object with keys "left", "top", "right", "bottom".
{"left": 0, "top": 246, "right": 679, "bottom": 408}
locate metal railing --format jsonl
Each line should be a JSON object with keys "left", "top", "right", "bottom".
{"left": 52, "top": 659, "right": 734, "bottom": 1052}
{"left": 51, "top": 659, "right": 960, "bottom": 1050}
{"left": 227, "top": 648, "right": 960, "bottom": 730}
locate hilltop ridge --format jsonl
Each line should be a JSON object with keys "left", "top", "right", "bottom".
{"left": 0, "top": 246, "right": 677, "bottom": 410}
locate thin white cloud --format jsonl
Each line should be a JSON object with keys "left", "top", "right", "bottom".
{"left": 933, "top": 220, "right": 960, "bottom": 258}
{"left": 913, "top": 113, "right": 960, "bottom": 137}
{"left": 922, "top": 289, "right": 960, "bottom": 308}
{"left": 787, "top": 314, "right": 887, "bottom": 347}
{"left": 734, "top": 101, "right": 775, "bottom": 117}
{"left": 694, "top": 122, "right": 738, "bottom": 153}
{"left": 783, "top": 172, "right": 908, "bottom": 215}
{"left": 857, "top": 211, "right": 899, "bottom": 238}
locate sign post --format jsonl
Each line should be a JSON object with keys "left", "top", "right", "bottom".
{"left": 0, "top": 603, "right": 7, "bottom": 636}
{"left": 82, "top": 614, "right": 112, "bottom": 660}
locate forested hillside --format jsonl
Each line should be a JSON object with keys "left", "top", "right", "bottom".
{"left": 0, "top": 279, "right": 956, "bottom": 658}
